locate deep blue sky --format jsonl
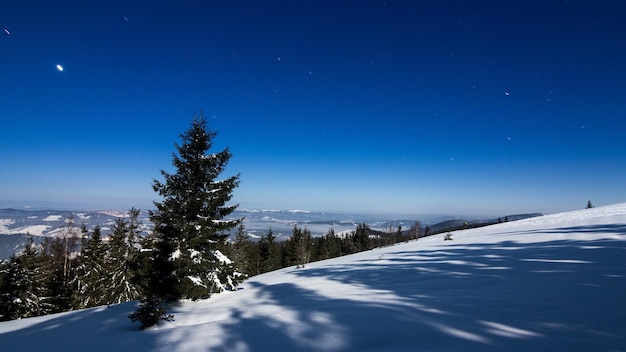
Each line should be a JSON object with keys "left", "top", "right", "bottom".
{"left": 1, "top": 1, "right": 625, "bottom": 217}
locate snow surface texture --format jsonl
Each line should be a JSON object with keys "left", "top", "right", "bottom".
{"left": 2, "top": 204, "right": 625, "bottom": 351}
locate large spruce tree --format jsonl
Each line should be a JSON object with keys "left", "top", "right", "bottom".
{"left": 148, "top": 114, "right": 242, "bottom": 301}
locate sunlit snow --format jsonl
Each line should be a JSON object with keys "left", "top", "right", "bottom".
{"left": 41, "top": 215, "right": 62, "bottom": 222}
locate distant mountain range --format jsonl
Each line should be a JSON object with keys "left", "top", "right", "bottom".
{"left": 0, "top": 208, "right": 542, "bottom": 260}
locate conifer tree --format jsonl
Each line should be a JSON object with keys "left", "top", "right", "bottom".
{"left": 148, "top": 114, "right": 242, "bottom": 301}
{"left": 230, "top": 223, "right": 251, "bottom": 277}
{"left": 0, "top": 237, "right": 52, "bottom": 320}
{"left": 103, "top": 209, "right": 142, "bottom": 304}
{"left": 286, "top": 226, "right": 312, "bottom": 268}
{"left": 324, "top": 228, "right": 342, "bottom": 258}
{"left": 313, "top": 234, "right": 330, "bottom": 261}
{"left": 258, "top": 229, "right": 280, "bottom": 274}
{"left": 353, "top": 223, "right": 372, "bottom": 252}
{"left": 72, "top": 225, "right": 107, "bottom": 309}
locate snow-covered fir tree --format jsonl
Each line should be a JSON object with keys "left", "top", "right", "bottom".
{"left": 0, "top": 237, "right": 53, "bottom": 320}
{"left": 102, "top": 209, "right": 143, "bottom": 305}
{"left": 72, "top": 225, "right": 107, "bottom": 309}
{"left": 147, "top": 114, "right": 243, "bottom": 301}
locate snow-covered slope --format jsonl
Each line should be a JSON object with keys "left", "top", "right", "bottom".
{"left": 2, "top": 204, "right": 625, "bottom": 351}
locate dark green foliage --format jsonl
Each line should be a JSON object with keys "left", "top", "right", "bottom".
{"left": 0, "top": 237, "right": 53, "bottom": 320}
{"left": 352, "top": 223, "right": 372, "bottom": 253}
{"left": 147, "top": 114, "right": 242, "bottom": 301}
{"left": 103, "top": 209, "right": 143, "bottom": 304}
{"left": 229, "top": 223, "right": 252, "bottom": 277}
{"left": 313, "top": 231, "right": 331, "bottom": 261}
{"left": 72, "top": 225, "right": 107, "bottom": 309}
{"left": 285, "top": 226, "right": 312, "bottom": 268}
{"left": 128, "top": 296, "right": 174, "bottom": 330}
{"left": 242, "top": 221, "right": 424, "bottom": 277}
{"left": 258, "top": 229, "right": 281, "bottom": 274}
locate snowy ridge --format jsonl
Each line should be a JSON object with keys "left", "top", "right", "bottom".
{"left": 1, "top": 203, "right": 625, "bottom": 351}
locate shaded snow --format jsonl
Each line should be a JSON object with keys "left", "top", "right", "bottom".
{"left": 1, "top": 204, "right": 626, "bottom": 351}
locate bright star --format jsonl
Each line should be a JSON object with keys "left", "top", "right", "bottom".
{"left": 56, "top": 64, "right": 64, "bottom": 72}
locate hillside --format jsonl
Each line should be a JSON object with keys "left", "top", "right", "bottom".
{"left": 1, "top": 204, "right": 625, "bottom": 351}
{"left": 0, "top": 208, "right": 540, "bottom": 259}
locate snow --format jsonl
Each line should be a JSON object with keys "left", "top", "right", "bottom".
{"left": 8, "top": 225, "right": 50, "bottom": 236}
{"left": 99, "top": 210, "right": 128, "bottom": 218}
{"left": 0, "top": 219, "right": 51, "bottom": 236}
{"left": 211, "top": 249, "right": 232, "bottom": 264}
{"left": 187, "top": 275, "right": 205, "bottom": 287}
{"left": 76, "top": 213, "right": 92, "bottom": 220}
{"left": 170, "top": 248, "right": 181, "bottom": 261}
{"left": 0, "top": 219, "right": 15, "bottom": 233}
{"left": 2, "top": 203, "right": 626, "bottom": 351}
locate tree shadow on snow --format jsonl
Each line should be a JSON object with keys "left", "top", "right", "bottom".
{"left": 213, "top": 230, "right": 625, "bottom": 351}
{"left": 3, "top": 224, "right": 624, "bottom": 352}
{"left": 0, "top": 301, "right": 168, "bottom": 352}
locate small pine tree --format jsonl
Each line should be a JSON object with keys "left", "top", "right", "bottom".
{"left": 230, "top": 223, "right": 251, "bottom": 277}
{"left": 286, "top": 226, "right": 312, "bottom": 268}
{"left": 587, "top": 200, "right": 594, "bottom": 209}
{"left": 258, "top": 229, "right": 280, "bottom": 274}
{"left": 129, "top": 296, "right": 174, "bottom": 330}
